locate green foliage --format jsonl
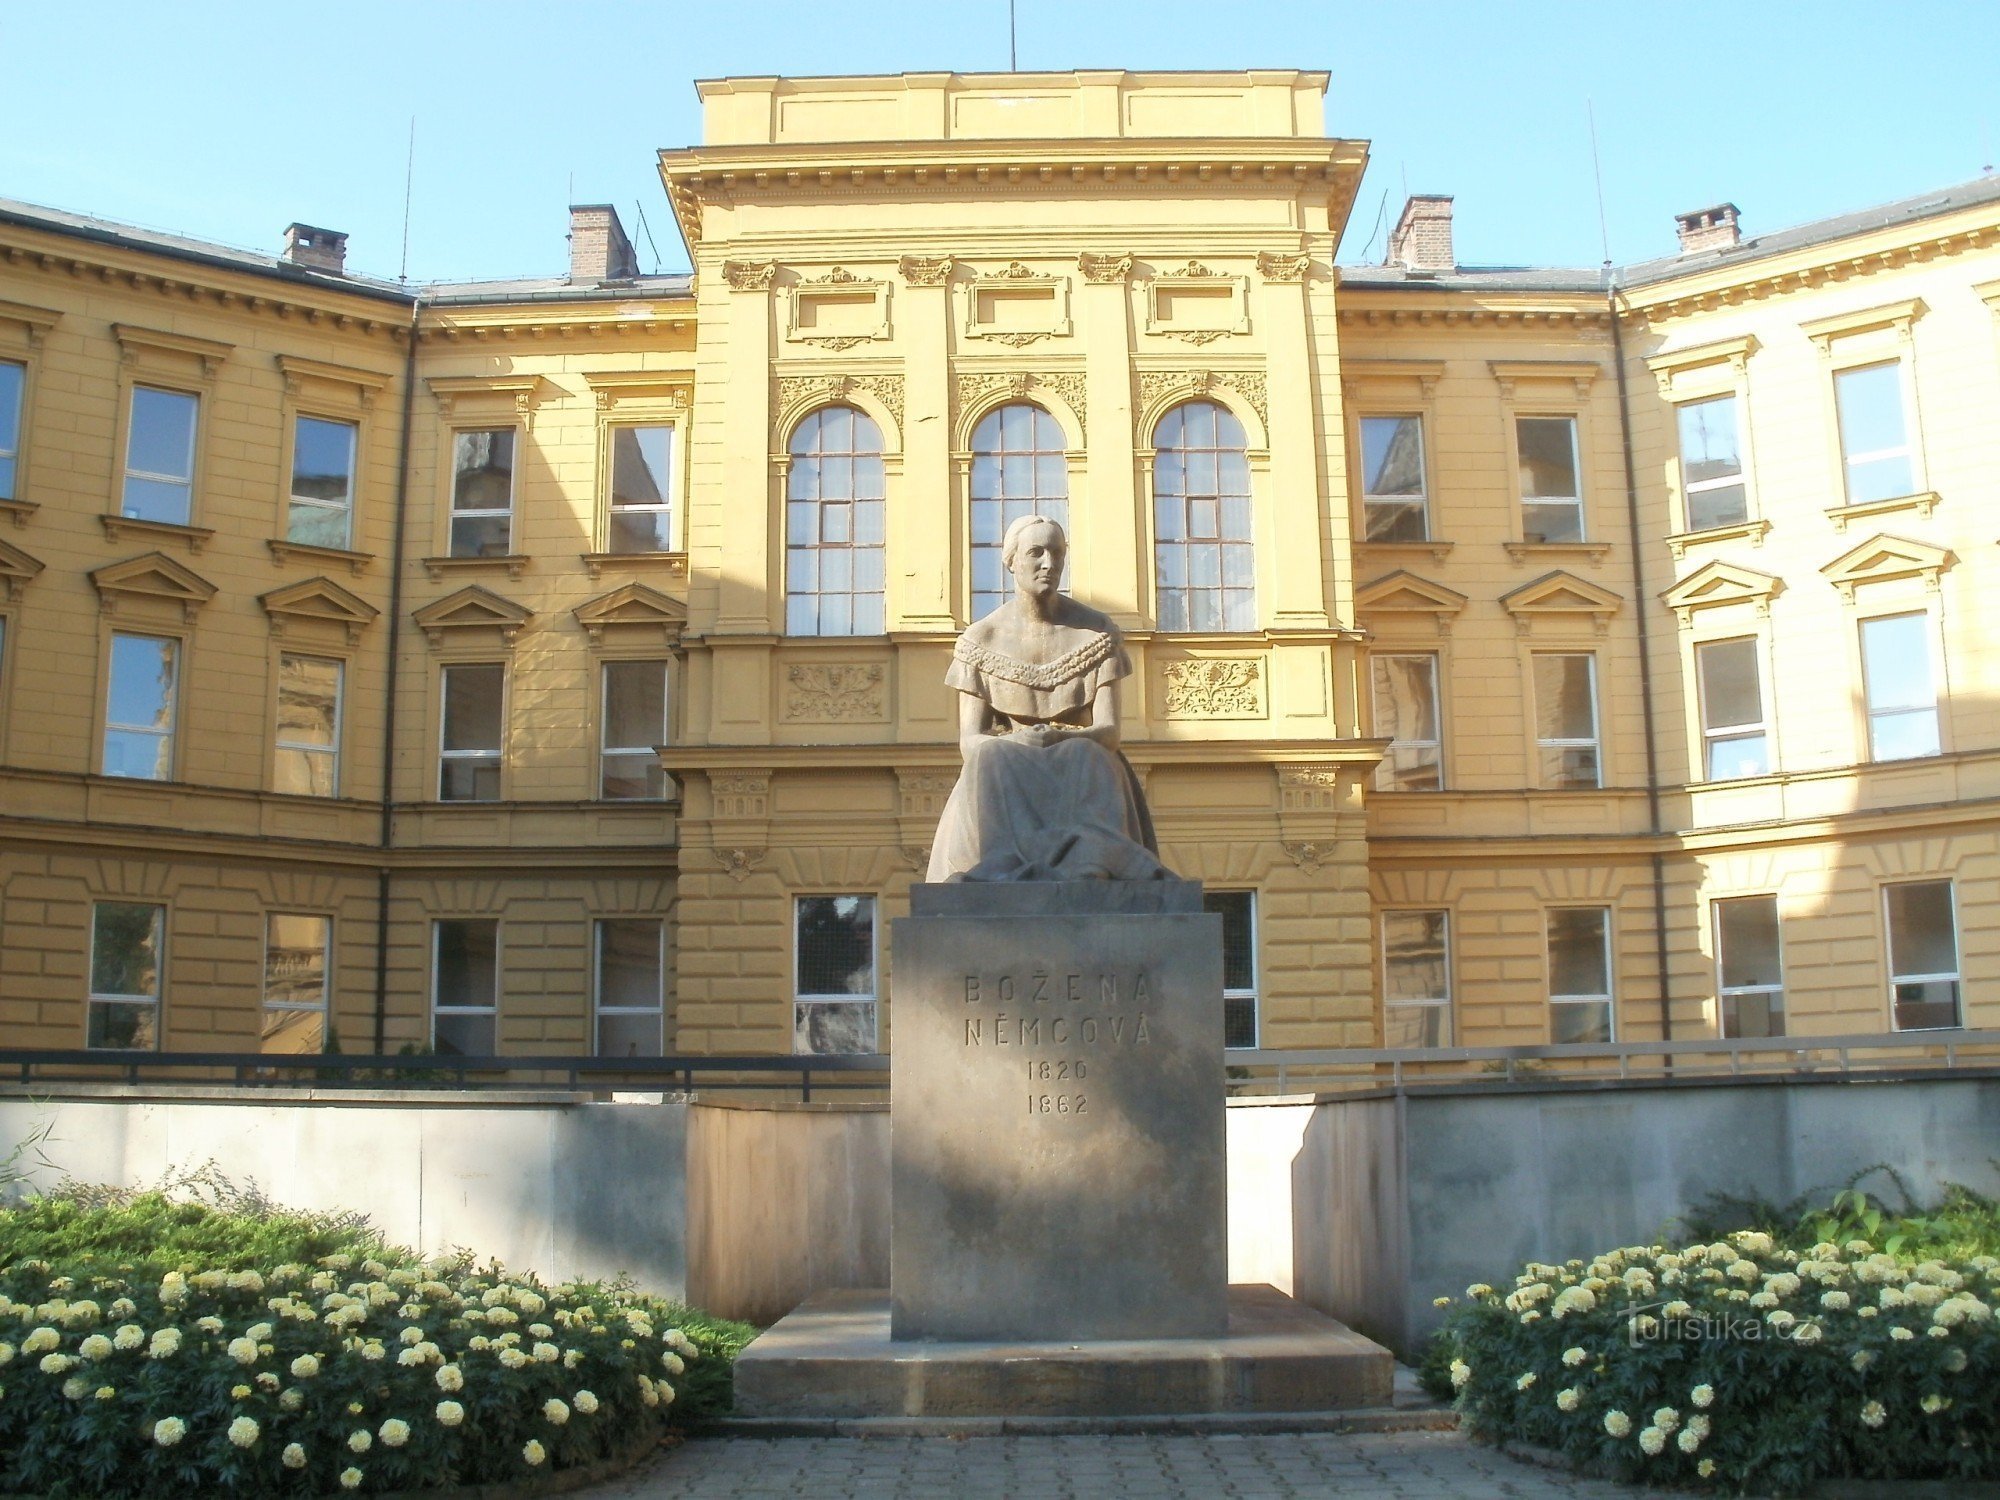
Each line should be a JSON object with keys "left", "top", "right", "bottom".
{"left": 1678, "top": 1167, "right": 2000, "bottom": 1263}
{"left": 0, "top": 1112, "right": 58, "bottom": 1200}
{"left": 1414, "top": 1325, "right": 1457, "bottom": 1403}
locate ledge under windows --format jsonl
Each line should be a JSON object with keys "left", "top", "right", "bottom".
{"left": 1503, "top": 540, "right": 1611, "bottom": 564}
{"left": 1666, "top": 518, "right": 1771, "bottom": 559}
{"left": 581, "top": 551, "right": 689, "bottom": 581}
{"left": 0, "top": 498, "right": 38, "bottom": 529}
{"left": 268, "top": 538, "right": 375, "bottom": 576}
{"left": 421, "top": 555, "right": 530, "bottom": 582}
{"left": 1825, "top": 490, "right": 1939, "bottom": 533}
{"left": 1356, "top": 539, "right": 1456, "bottom": 566}
{"left": 100, "top": 513, "right": 215, "bottom": 553}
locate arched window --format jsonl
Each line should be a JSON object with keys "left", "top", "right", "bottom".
{"left": 786, "top": 405, "right": 886, "bottom": 636}
{"left": 1153, "top": 400, "right": 1254, "bottom": 631}
{"left": 970, "top": 403, "right": 1069, "bottom": 620}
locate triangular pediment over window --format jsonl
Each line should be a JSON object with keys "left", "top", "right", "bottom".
{"left": 90, "top": 551, "right": 218, "bottom": 621}
{"left": 1661, "top": 560, "right": 1783, "bottom": 623}
{"left": 412, "top": 585, "right": 533, "bottom": 646}
{"left": 260, "top": 576, "right": 381, "bottom": 644}
{"left": 1354, "top": 570, "right": 1468, "bottom": 633}
{"left": 1819, "top": 533, "right": 1954, "bottom": 602}
{"left": 0, "top": 536, "right": 46, "bottom": 601}
{"left": 572, "top": 582, "right": 687, "bottom": 644}
{"left": 1499, "top": 570, "right": 1623, "bottom": 635}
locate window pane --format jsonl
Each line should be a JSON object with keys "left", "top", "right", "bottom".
{"left": 107, "top": 633, "right": 176, "bottom": 731}
{"left": 452, "top": 430, "right": 515, "bottom": 510}
{"left": 1677, "top": 397, "right": 1741, "bottom": 486}
{"left": 278, "top": 655, "right": 341, "bottom": 749}
{"left": 434, "top": 919, "right": 499, "bottom": 1008}
{"left": 796, "top": 895, "right": 874, "bottom": 997}
{"left": 1372, "top": 655, "right": 1441, "bottom": 792}
{"left": 786, "top": 406, "right": 886, "bottom": 637}
{"left": 612, "top": 425, "right": 673, "bottom": 506}
{"left": 435, "top": 1012, "right": 496, "bottom": 1056}
{"left": 603, "top": 661, "right": 666, "bottom": 749}
{"left": 608, "top": 508, "right": 673, "bottom": 553}
{"left": 0, "top": 359, "right": 21, "bottom": 501}
{"left": 1521, "top": 500, "right": 1583, "bottom": 545}
{"left": 442, "top": 665, "right": 504, "bottom": 751}
{"left": 1861, "top": 614, "right": 1933, "bottom": 715}
{"left": 1534, "top": 655, "right": 1595, "bottom": 742}
{"left": 449, "top": 514, "right": 511, "bottom": 558}
{"left": 88, "top": 1002, "right": 157, "bottom": 1050}
{"left": 1835, "top": 363, "right": 1907, "bottom": 469}
{"left": 1153, "top": 401, "right": 1254, "bottom": 632}
{"left": 1552, "top": 1000, "right": 1612, "bottom": 1044}
{"left": 1686, "top": 482, "right": 1748, "bottom": 533}
{"left": 261, "top": 1006, "right": 324, "bottom": 1053}
{"left": 1384, "top": 910, "right": 1449, "bottom": 1005}
{"left": 1697, "top": 639, "right": 1761, "bottom": 731}
{"left": 597, "top": 919, "right": 662, "bottom": 1010}
{"left": 1204, "top": 891, "right": 1255, "bottom": 993}
{"left": 599, "top": 1010, "right": 663, "bottom": 1058}
{"left": 1384, "top": 1003, "right": 1447, "bottom": 1048}
{"left": 264, "top": 913, "right": 330, "bottom": 1009}
{"left": 286, "top": 499, "right": 352, "bottom": 550}
{"left": 1716, "top": 896, "right": 1781, "bottom": 990}
{"left": 1516, "top": 417, "right": 1578, "bottom": 498}
{"left": 1722, "top": 992, "right": 1784, "bottom": 1040}
{"left": 127, "top": 387, "right": 197, "bottom": 480}
{"left": 1886, "top": 881, "right": 1956, "bottom": 979}
{"left": 292, "top": 417, "right": 356, "bottom": 508}
{"left": 1365, "top": 499, "right": 1429, "bottom": 543}
{"left": 1361, "top": 416, "right": 1425, "bottom": 498}
{"left": 794, "top": 1000, "right": 876, "bottom": 1055}
{"left": 91, "top": 902, "right": 163, "bottom": 998}
{"left": 1547, "top": 908, "right": 1609, "bottom": 997}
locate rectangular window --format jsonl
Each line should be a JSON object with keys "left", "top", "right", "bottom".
{"left": 122, "top": 386, "right": 198, "bottom": 525}
{"left": 600, "top": 660, "right": 669, "bottom": 799}
{"left": 1714, "top": 896, "right": 1784, "bottom": 1038}
{"left": 275, "top": 654, "right": 342, "bottom": 796}
{"left": 1860, "top": 612, "right": 1940, "bottom": 761}
{"left": 1205, "top": 890, "right": 1258, "bottom": 1049}
{"left": 1533, "top": 653, "right": 1600, "bottom": 789}
{"left": 608, "top": 424, "right": 675, "bottom": 552}
{"left": 1371, "top": 653, "right": 1443, "bottom": 791}
{"left": 449, "top": 429, "right": 515, "bottom": 557}
{"left": 794, "top": 894, "right": 877, "bottom": 1055}
{"left": 1547, "top": 906, "right": 1613, "bottom": 1043}
{"left": 1835, "top": 361, "right": 1915, "bottom": 504}
{"left": 1676, "top": 395, "right": 1747, "bottom": 531}
{"left": 1695, "top": 637, "right": 1769, "bottom": 779}
{"left": 1516, "top": 415, "right": 1583, "bottom": 543}
{"left": 0, "top": 358, "right": 22, "bottom": 500}
{"left": 432, "top": 918, "right": 499, "bottom": 1054}
{"left": 287, "top": 415, "right": 358, "bottom": 550}
{"left": 88, "top": 901, "right": 164, "bottom": 1049}
{"left": 1885, "top": 880, "right": 1960, "bottom": 1031}
{"left": 1360, "top": 415, "right": 1428, "bottom": 542}
{"left": 595, "top": 918, "right": 664, "bottom": 1057}
{"left": 439, "top": 663, "right": 503, "bottom": 802}
{"left": 262, "top": 912, "right": 330, "bottom": 1054}
{"left": 1383, "top": 909, "right": 1450, "bottom": 1048}
{"left": 103, "top": 632, "right": 179, "bottom": 780}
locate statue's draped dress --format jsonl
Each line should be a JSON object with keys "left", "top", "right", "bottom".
{"left": 927, "top": 614, "right": 1168, "bottom": 882}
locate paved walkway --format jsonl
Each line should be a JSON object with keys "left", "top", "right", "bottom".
{"left": 580, "top": 1429, "right": 1676, "bottom": 1498}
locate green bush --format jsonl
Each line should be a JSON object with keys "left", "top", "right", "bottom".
{"left": 1431, "top": 1228, "right": 2000, "bottom": 1493}
{"left": 0, "top": 1193, "right": 745, "bottom": 1497}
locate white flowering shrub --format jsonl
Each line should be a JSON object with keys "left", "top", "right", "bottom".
{"left": 0, "top": 1251, "right": 706, "bottom": 1497}
{"left": 1432, "top": 1232, "right": 2000, "bottom": 1491}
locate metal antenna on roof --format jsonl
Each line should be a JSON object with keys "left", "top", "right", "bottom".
{"left": 399, "top": 117, "right": 416, "bottom": 286}
{"left": 635, "top": 201, "right": 664, "bottom": 274}
{"left": 1586, "top": 99, "right": 1612, "bottom": 271}
{"left": 1008, "top": 0, "right": 1017, "bottom": 69}
{"left": 1358, "top": 185, "right": 1390, "bottom": 264}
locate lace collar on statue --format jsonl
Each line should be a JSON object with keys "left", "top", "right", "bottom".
{"left": 952, "top": 631, "right": 1116, "bottom": 691}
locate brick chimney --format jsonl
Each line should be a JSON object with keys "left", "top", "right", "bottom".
{"left": 1675, "top": 203, "right": 1741, "bottom": 254}
{"left": 1387, "top": 195, "right": 1455, "bottom": 273}
{"left": 568, "top": 204, "right": 639, "bottom": 283}
{"left": 283, "top": 223, "right": 347, "bottom": 275}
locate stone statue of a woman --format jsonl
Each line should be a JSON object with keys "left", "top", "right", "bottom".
{"left": 927, "top": 515, "right": 1171, "bottom": 882}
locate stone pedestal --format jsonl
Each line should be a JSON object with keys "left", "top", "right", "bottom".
{"left": 890, "top": 880, "right": 1226, "bottom": 1342}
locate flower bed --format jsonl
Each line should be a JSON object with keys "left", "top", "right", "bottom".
{"left": 0, "top": 1193, "right": 738, "bottom": 1498}
{"left": 1430, "top": 1230, "right": 2000, "bottom": 1492}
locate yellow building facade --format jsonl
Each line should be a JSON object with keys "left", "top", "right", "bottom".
{"left": 0, "top": 71, "right": 1995, "bottom": 1066}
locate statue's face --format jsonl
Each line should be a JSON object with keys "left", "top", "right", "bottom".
{"left": 1008, "top": 521, "right": 1066, "bottom": 598}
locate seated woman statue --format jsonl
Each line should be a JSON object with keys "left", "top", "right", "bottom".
{"left": 928, "top": 515, "right": 1171, "bottom": 882}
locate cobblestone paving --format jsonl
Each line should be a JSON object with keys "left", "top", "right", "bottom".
{"left": 582, "top": 1429, "right": 1678, "bottom": 1498}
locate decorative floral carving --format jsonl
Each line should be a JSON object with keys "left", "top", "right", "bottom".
{"left": 710, "top": 771, "right": 770, "bottom": 819}
{"left": 895, "top": 770, "right": 958, "bottom": 818}
{"left": 1257, "top": 251, "right": 1313, "bottom": 283}
{"left": 714, "top": 847, "right": 766, "bottom": 883}
{"left": 898, "top": 845, "right": 933, "bottom": 874}
{"left": 1136, "top": 368, "right": 1267, "bottom": 431}
{"left": 776, "top": 373, "right": 905, "bottom": 433}
{"left": 785, "top": 663, "right": 886, "bottom": 722}
{"left": 899, "top": 255, "right": 955, "bottom": 286}
{"left": 954, "top": 372, "right": 1087, "bottom": 441}
{"left": 997, "top": 260, "right": 1038, "bottom": 279}
{"left": 1277, "top": 765, "right": 1345, "bottom": 814}
{"left": 1166, "top": 328, "right": 1231, "bottom": 346}
{"left": 721, "top": 260, "right": 778, "bottom": 291}
{"left": 1077, "top": 252, "right": 1133, "bottom": 284}
{"left": 982, "top": 331, "right": 1051, "bottom": 347}
{"left": 810, "top": 266, "right": 864, "bottom": 284}
{"left": 1171, "top": 259, "right": 1220, "bottom": 278}
{"left": 1161, "top": 659, "right": 1264, "bottom": 718}
{"left": 1282, "top": 841, "right": 1332, "bottom": 874}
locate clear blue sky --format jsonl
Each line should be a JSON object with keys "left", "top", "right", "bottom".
{"left": 3, "top": 0, "right": 1995, "bottom": 284}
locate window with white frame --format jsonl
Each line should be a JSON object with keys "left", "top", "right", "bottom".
{"left": 1695, "top": 637, "right": 1769, "bottom": 779}
{"left": 970, "top": 403, "right": 1069, "bottom": 621}
{"left": 1714, "top": 895, "right": 1784, "bottom": 1039}
{"left": 122, "top": 386, "right": 198, "bottom": 525}
{"left": 1860, "top": 612, "right": 1940, "bottom": 761}
{"left": 438, "top": 663, "right": 503, "bottom": 802}
{"left": 262, "top": 912, "right": 330, "bottom": 1053}
{"left": 287, "top": 415, "right": 358, "bottom": 549}
{"left": 1371, "top": 653, "right": 1443, "bottom": 791}
{"left": 1676, "top": 395, "right": 1748, "bottom": 531}
{"left": 432, "top": 918, "right": 499, "bottom": 1054}
{"left": 608, "top": 424, "right": 676, "bottom": 553}
{"left": 275, "top": 653, "right": 342, "bottom": 796}
{"left": 1153, "top": 400, "right": 1255, "bottom": 631}
{"left": 594, "top": 918, "right": 664, "bottom": 1057}
{"left": 600, "top": 660, "right": 669, "bottom": 799}
{"left": 1383, "top": 909, "right": 1451, "bottom": 1048}
{"left": 1547, "top": 906, "right": 1613, "bottom": 1043}
{"left": 0, "top": 358, "right": 22, "bottom": 500}
{"left": 1834, "top": 361, "right": 1915, "bottom": 504}
{"left": 103, "top": 632, "right": 179, "bottom": 781}
{"left": 1204, "top": 890, "right": 1258, "bottom": 1048}
{"left": 1515, "top": 415, "right": 1583, "bottom": 543}
{"left": 786, "top": 406, "right": 886, "bottom": 636}
{"left": 794, "top": 894, "right": 876, "bottom": 1054}
{"left": 1360, "top": 414, "right": 1429, "bottom": 542}
{"left": 1885, "top": 880, "right": 1960, "bottom": 1031}
{"left": 88, "top": 901, "right": 164, "bottom": 1049}
{"left": 449, "top": 429, "right": 516, "bottom": 557}
{"left": 1533, "top": 653, "right": 1600, "bottom": 789}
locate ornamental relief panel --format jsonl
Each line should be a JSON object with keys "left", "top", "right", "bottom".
{"left": 954, "top": 371, "right": 1087, "bottom": 442}
{"left": 1159, "top": 658, "right": 1266, "bottom": 719}
{"left": 775, "top": 373, "right": 906, "bottom": 436}
{"left": 783, "top": 663, "right": 887, "bottom": 723}
{"left": 1136, "top": 368, "right": 1268, "bottom": 432}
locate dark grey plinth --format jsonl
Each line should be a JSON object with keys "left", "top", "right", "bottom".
{"left": 890, "top": 883, "right": 1225, "bottom": 1342}
{"left": 733, "top": 1285, "right": 1395, "bottom": 1418}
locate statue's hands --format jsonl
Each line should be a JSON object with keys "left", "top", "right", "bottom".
{"left": 1010, "top": 722, "right": 1062, "bottom": 749}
